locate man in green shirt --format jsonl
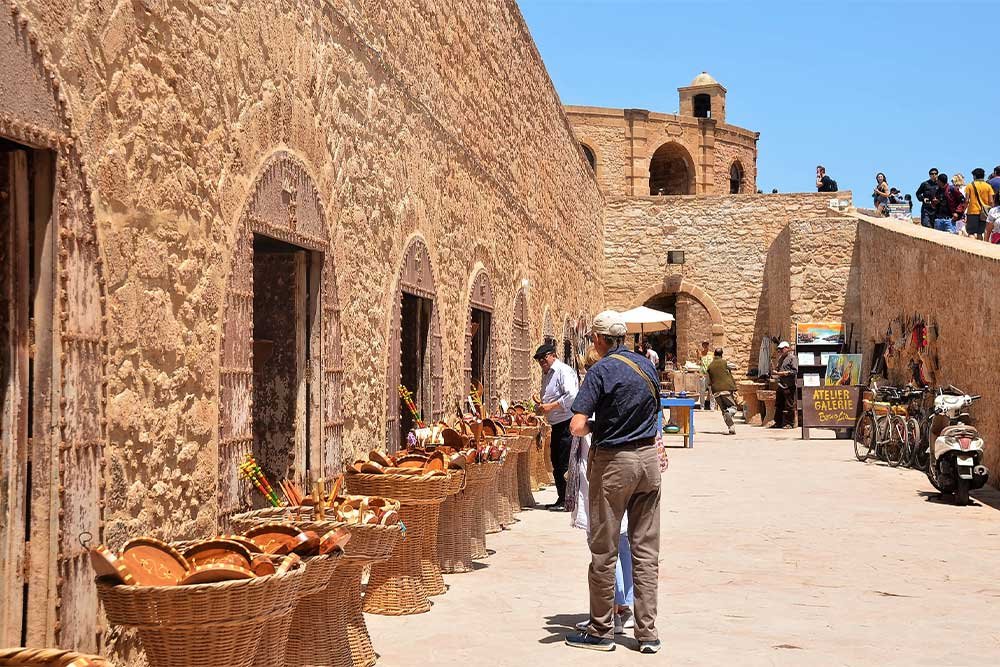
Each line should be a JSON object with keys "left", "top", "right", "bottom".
{"left": 706, "top": 348, "right": 738, "bottom": 435}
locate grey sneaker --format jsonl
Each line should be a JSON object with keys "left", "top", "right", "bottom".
{"left": 565, "top": 633, "right": 615, "bottom": 651}
{"left": 728, "top": 427, "right": 736, "bottom": 435}
{"left": 613, "top": 613, "right": 623, "bottom": 634}
{"left": 638, "top": 639, "right": 661, "bottom": 654}
{"left": 618, "top": 608, "right": 635, "bottom": 631}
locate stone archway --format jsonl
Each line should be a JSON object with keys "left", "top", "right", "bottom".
{"left": 218, "top": 151, "right": 344, "bottom": 525}
{"left": 648, "top": 142, "right": 695, "bottom": 195}
{"left": 633, "top": 278, "right": 724, "bottom": 364}
{"left": 1, "top": 8, "right": 107, "bottom": 653}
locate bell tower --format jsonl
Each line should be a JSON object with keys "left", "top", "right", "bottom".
{"left": 678, "top": 72, "right": 727, "bottom": 124}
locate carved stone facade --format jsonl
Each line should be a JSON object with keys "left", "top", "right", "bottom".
{"left": 566, "top": 73, "right": 760, "bottom": 197}
{"left": 1, "top": 0, "right": 604, "bottom": 658}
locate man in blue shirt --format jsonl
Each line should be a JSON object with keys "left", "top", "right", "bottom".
{"left": 534, "top": 342, "right": 579, "bottom": 510}
{"left": 564, "top": 311, "right": 661, "bottom": 655}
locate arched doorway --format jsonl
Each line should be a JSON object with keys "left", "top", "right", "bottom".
{"left": 464, "top": 269, "right": 496, "bottom": 411}
{"left": 634, "top": 280, "right": 724, "bottom": 367}
{"left": 542, "top": 307, "right": 556, "bottom": 347}
{"left": 1, "top": 12, "right": 107, "bottom": 652}
{"left": 218, "top": 152, "right": 344, "bottom": 525}
{"left": 386, "top": 237, "right": 444, "bottom": 451}
{"left": 649, "top": 142, "right": 694, "bottom": 195}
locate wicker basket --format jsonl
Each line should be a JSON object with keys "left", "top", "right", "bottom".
{"left": 439, "top": 463, "right": 495, "bottom": 573}
{"left": 481, "top": 467, "right": 503, "bottom": 536}
{"left": 97, "top": 565, "right": 304, "bottom": 667}
{"left": 515, "top": 449, "right": 536, "bottom": 509}
{"left": 528, "top": 438, "right": 548, "bottom": 491}
{"left": 0, "top": 648, "right": 112, "bottom": 667}
{"left": 468, "top": 462, "right": 500, "bottom": 558}
{"left": 346, "top": 472, "right": 458, "bottom": 615}
{"left": 498, "top": 456, "right": 519, "bottom": 526}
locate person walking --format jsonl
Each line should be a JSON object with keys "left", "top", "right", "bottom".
{"left": 988, "top": 166, "right": 1000, "bottom": 202}
{"left": 706, "top": 348, "right": 739, "bottom": 435}
{"left": 771, "top": 341, "right": 797, "bottom": 429}
{"left": 931, "top": 173, "right": 966, "bottom": 234}
{"left": 567, "top": 347, "right": 636, "bottom": 637}
{"left": 534, "top": 342, "right": 578, "bottom": 511}
{"left": 565, "top": 311, "right": 661, "bottom": 654}
{"left": 644, "top": 343, "right": 660, "bottom": 371}
{"left": 964, "top": 168, "right": 995, "bottom": 240}
{"left": 916, "top": 168, "right": 941, "bottom": 228}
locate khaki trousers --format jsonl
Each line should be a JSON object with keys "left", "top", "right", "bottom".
{"left": 586, "top": 444, "right": 661, "bottom": 641}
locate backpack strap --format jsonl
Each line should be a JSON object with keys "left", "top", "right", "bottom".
{"left": 609, "top": 354, "right": 659, "bottom": 404}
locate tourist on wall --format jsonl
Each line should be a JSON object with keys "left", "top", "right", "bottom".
{"left": 931, "top": 173, "right": 966, "bottom": 234}
{"left": 873, "top": 172, "right": 890, "bottom": 215}
{"left": 986, "top": 205, "right": 1000, "bottom": 244}
{"left": 771, "top": 341, "right": 798, "bottom": 429}
{"left": 988, "top": 166, "right": 1000, "bottom": 203}
{"left": 815, "top": 165, "right": 838, "bottom": 192}
{"left": 916, "top": 167, "right": 941, "bottom": 228}
{"left": 534, "top": 342, "right": 579, "bottom": 511}
{"left": 951, "top": 174, "right": 968, "bottom": 234}
{"left": 706, "top": 348, "right": 739, "bottom": 435}
{"left": 566, "top": 347, "right": 636, "bottom": 638}
{"left": 566, "top": 311, "right": 661, "bottom": 654}
{"left": 964, "top": 168, "right": 995, "bottom": 241}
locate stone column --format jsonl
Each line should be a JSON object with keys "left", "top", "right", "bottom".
{"left": 624, "top": 108, "right": 650, "bottom": 196}
{"left": 675, "top": 294, "right": 692, "bottom": 363}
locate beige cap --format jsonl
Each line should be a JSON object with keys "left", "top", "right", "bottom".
{"left": 777, "top": 341, "right": 791, "bottom": 349}
{"left": 590, "top": 310, "right": 628, "bottom": 337}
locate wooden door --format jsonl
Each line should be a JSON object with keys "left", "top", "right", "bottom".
{"left": 510, "top": 289, "right": 531, "bottom": 402}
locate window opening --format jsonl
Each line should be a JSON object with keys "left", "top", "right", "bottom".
{"left": 581, "top": 144, "right": 596, "bottom": 171}
{"left": 693, "top": 93, "right": 712, "bottom": 118}
{"left": 730, "top": 163, "right": 744, "bottom": 194}
{"left": 471, "top": 308, "right": 492, "bottom": 395}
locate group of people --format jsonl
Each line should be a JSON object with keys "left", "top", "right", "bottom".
{"left": 914, "top": 166, "right": 999, "bottom": 241}
{"left": 817, "top": 164, "right": 1000, "bottom": 243}
{"left": 532, "top": 311, "right": 663, "bottom": 654}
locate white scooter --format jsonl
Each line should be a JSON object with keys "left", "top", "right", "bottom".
{"left": 925, "top": 390, "right": 990, "bottom": 506}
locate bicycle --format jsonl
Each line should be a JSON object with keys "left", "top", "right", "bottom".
{"left": 853, "top": 384, "right": 908, "bottom": 466}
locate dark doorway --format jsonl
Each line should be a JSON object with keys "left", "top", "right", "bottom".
{"left": 581, "top": 144, "right": 596, "bottom": 172}
{"left": 1, "top": 142, "right": 55, "bottom": 647}
{"left": 471, "top": 307, "right": 492, "bottom": 395}
{"left": 730, "top": 162, "right": 744, "bottom": 194}
{"left": 251, "top": 235, "right": 315, "bottom": 500}
{"left": 400, "top": 292, "right": 433, "bottom": 441}
{"left": 641, "top": 293, "right": 677, "bottom": 370}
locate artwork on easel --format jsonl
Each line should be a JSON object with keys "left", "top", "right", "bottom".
{"left": 796, "top": 322, "right": 844, "bottom": 346}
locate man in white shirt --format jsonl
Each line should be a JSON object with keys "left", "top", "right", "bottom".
{"left": 645, "top": 345, "right": 660, "bottom": 370}
{"left": 534, "top": 343, "right": 579, "bottom": 511}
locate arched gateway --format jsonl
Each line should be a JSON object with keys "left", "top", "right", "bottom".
{"left": 633, "top": 279, "right": 724, "bottom": 365}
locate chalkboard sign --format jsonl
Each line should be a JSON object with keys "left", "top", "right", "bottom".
{"left": 802, "top": 386, "right": 862, "bottom": 430}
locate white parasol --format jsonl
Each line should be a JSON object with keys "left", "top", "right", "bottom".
{"left": 619, "top": 306, "right": 675, "bottom": 335}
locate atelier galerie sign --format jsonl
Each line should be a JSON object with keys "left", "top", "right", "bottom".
{"left": 802, "top": 386, "right": 861, "bottom": 429}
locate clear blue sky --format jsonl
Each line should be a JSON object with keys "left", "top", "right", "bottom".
{"left": 519, "top": 0, "right": 999, "bottom": 199}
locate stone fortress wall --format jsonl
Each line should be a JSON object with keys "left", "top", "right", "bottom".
{"left": 602, "top": 192, "right": 854, "bottom": 370}
{"left": 1, "top": 0, "right": 605, "bottom": 654}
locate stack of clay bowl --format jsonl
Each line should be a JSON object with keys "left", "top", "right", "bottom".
{"left": 91, "top": 535, "right": 307, "bottom": 667}
{"left": 434, "top": 427, "right": 503, "bottom": 572}
{"left": 0, "top": 648, "right": 113, "bottom": 666}
{"left": 345, "top": 449, "right": 464, "bottom": 615}
{"left": 232, "top": 484, "right": 403, "bottom": 667}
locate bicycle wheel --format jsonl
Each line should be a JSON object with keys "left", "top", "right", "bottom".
{"left": 912, "top": 417, "right": 931, "bottom": 470}
{"left": 873, "top": 415, "right": 890, "bottom": 461}
{"left": 904, "top": 418, "right": 920, "bottom": 469}
{"left": 884, "top": 414, "right": 907, "bottom": 467}
{"left": 853, "top": 412, "right": 874, "bottom": 461}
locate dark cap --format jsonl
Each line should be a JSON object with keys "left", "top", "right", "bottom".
{"left": 533, "top": 343, "right": 556, "bottom": 360}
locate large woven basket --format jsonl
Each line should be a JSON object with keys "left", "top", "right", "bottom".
{"left": 467, "top": 462, "right": 500, "bottom": 558}
{"left": 481, "top": 465, "right": 504, "bottom": 536}
{"left": 314, "top": 562, "right": 378, "bottom": 667}
{"left": 0, "top": 649, "right": 112, "bottom": 667}
{"left": 97, "top": 566, "right": 303, "bottom": 667}
{"left": 439, "top": 463, "right": 495, "bottom": 573}
{"left": 515, "top": 449, "right": 536, "bottom": 508}
{"left": 498, "top": 456, "right": 519, "bottom": 526}
{"left": 347, "top": 472, "right": 460, "bottom": 615}
{"left": 341, "top": 522, "right": 404, "bottom": 563}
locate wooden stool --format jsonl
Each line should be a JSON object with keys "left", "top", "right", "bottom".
{"left": 757, "top": 390, "right": 777, "bottom": 427}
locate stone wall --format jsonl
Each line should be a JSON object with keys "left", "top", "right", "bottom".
{"left": 8, "top": 0, "right": 603, "bottom": 549}
{"left": 604, "top": 192, "right": 851, "bottom": 370}
{"left": 857, "top": 217, "right": 1000, "bottom": 485}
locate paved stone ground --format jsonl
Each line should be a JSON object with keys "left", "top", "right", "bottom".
{"left": 366, "top": 413, "right": 1000, "bottom": 666}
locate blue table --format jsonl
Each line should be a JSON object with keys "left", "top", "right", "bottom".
{"left": 660, "top": 396, "right": 696, "bottom": 448}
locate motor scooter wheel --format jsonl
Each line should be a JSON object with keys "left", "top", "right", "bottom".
{"left": 955, "top": 477, "right": 970, "bottom": 506}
